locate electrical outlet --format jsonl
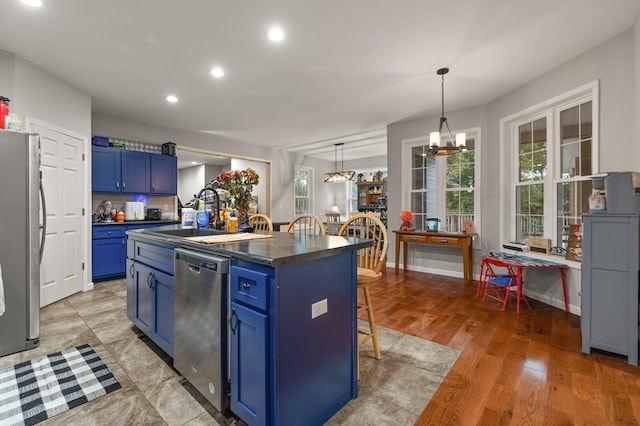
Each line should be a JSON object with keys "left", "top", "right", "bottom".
{"left": 311, "top": 299, "right": 328, "bottom": 319}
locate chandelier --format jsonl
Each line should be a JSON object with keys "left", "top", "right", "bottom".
{"left": 324, "top": 143, "right": 355, "bottom": 183}
{"left": 426, "top": 68, "right": 466, "bottom": 156}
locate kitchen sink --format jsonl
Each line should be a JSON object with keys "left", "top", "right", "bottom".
{"left": 150, "top": 228, "right": 232, "bottom": 238}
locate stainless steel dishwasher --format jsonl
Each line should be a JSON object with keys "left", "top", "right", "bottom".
{"left": 174, "top": 248, "right": 230, "bottom": 411}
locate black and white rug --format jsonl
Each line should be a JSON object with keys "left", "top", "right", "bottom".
{"left": 0, "top": 344, "right": 121, "bottom": 426}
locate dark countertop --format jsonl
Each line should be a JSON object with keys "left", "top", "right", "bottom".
{"left": 93, "top": 220, "right": 180, "bottom": 226}
{"left": 127, "top": 224, "right": 373, "bottom": 268}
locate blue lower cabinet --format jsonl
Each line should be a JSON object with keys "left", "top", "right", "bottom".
{"left": 92, "top": 226, "right": 127, "bottom": 281}
{"left": 229, "top": 254, "right": 357, "bottom": 426}
{"left": 230, "top": 302, "right": 268, "bottom": 426}
{"left": 126, "top": 245, "right": 174, "bottom": 357}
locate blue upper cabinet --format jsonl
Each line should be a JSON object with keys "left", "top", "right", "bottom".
{"left": 92, "top": 146, "right": 177, "bottom": 195}
{"left": 92, "top": 146, "right": 122, "bottom": 192}
{"left": 121, "top": 150, "right": 150, "bottom": 193}
{"left": 150, "top": 154, "right": 177, "bottom": 194}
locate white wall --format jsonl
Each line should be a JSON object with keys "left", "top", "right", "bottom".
{"left": 635, "top": 14, "right": 640, "bottom": 169}
{"left": 0, "top": 50, "right": 93, "bottom": 291}
{"left": 92, "top": 112, "right": 300, "bottom": 222}
{"left": 178, "top": 165, "right": 205, "bottom": 203}
{"left": 386, "top": 27, "right": 639, "bottom": 314}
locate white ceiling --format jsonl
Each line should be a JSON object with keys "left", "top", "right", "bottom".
{"left": 1, "top": 0, "right": 639, "bottom": 162}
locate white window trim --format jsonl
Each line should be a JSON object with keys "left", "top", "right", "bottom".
{"left": 294, "top": 165, "right": 313, "bottom": 216}
{"left": 499, "top": 80, "right": 600, "bottom": 250}
{"left": 401, "top": 127, "right": 481, "bottom": 240}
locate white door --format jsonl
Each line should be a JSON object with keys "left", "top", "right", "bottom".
{"left": 31, "top": 123, "right": 85, "bottom": 307}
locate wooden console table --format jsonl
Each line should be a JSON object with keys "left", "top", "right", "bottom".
{"left": 393, "top": 230, "right": 474, "bottom": 285}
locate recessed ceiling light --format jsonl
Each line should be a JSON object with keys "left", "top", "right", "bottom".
{"left": 268, "top": 27, "right": 284, "bottom": 42}
{"left": 166, "top": 95, "right": 178, "bottom": 103}
{"left": 21, "top": 0, "right": 42, "bottom": 6}
{"left": 210, "top": 67, "right": 224, "bottom": 78}
{"left": 191, "top": 161, "right": 198, "bottom": 165}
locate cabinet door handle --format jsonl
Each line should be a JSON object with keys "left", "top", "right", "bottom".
{"left": 242, "top": 283, "right": 251, "bottom": 290}
{"left": 122, "top": 240, "right": 125, "bottom": 247}
{"left": 152, "top": 185, "right": 155, "bottom": 192}
{"left": 116, "top": 182, "right": 120, "bottom": 190}
{"left": 440, "top": 239, "right": 448, "bottom": 243}
{"left": 129, "top": 263, "right": 134, "bottom": 278}
{"left": 147, "top": 272, "right": 155, "bottom": 289}
{"left": 229, "top": 308, "right": 237, "bottom": 336}
{"left": 122, "top": 182, "right": 126, "bottom": 190}
{"left": 410, "top": 237, "right": 418, "bottom": 241}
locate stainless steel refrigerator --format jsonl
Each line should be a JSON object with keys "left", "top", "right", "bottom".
{"left": 0, "top": 130, "right": 45, "bottom": 357}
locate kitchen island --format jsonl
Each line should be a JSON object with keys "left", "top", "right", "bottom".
{"left": 125, "top": 225, "right": 372, "bottom": 426}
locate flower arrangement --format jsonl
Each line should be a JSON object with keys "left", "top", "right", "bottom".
{"left": 215, "top": 168, "right": 260, "bottom": 211}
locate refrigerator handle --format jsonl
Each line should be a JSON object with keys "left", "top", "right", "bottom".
{"left": 39, "top": 181, "right": 47, "bottom": 264}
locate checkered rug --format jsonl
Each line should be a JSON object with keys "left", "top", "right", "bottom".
{"left": 0, "top": 344, "right": 121, "bottom": 426}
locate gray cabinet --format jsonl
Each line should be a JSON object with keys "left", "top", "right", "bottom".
{"left": 581, "top": 214, "right": 639, "bottom": 365}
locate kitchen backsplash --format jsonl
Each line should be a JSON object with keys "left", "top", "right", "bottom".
{"left": 92, "top": 194, "right": 177, "bottom": 220}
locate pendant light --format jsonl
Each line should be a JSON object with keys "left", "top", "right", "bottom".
{"left": 427, "top": 68, "right": 466, "bottom": 156}
{"left": 324, "top": 143, "right": 355, "bottom": 183}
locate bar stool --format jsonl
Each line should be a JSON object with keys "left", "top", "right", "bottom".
{"left": 286, "top": 215, "right": 326, "bottom": 236}
{"left": 248, "top": 214, "right": 273, "bottom": 232}
{"left": 339, "top": 213, "right": 387, "bottom": 378}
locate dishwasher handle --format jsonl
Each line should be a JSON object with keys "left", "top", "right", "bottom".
{"left": 229, "top": 308, "right": 237, "bottom": 336}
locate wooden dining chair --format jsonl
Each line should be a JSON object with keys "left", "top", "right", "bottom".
{"left": 285, "top": 215, "right": 326, "bottom": 236}
{"left": 338, "top": 213, "right": 387, "bottom": 378}
{"left": 324, "top": 212, "right": 341, "bottom": 235}
{"left": 247, "top": 213, "right": 273, "bottom": 232}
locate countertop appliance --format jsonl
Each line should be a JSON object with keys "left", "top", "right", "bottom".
{"left": 124, "top": 201, "right": 145, "bottom": 221}
{"left": 146, "top": 208, "right": 162, "bottom": 220}
{"left": 0, "top": 130, "right": 44, "bottom": 357}
{"left": 174, "top": 248, "right": 230, "bottom": 411}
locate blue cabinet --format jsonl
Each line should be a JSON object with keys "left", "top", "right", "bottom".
{"left": 230, "top": 265, "right": 271, "bottom": 425}
{"left": 92, "top": 225, "right": 127, "bottom": 281}
{"left": 126, "top": 240, "right": 174, "bottom": 357}
{"left": 150, "top": 154, "right": 177, "bottom": 194}
{"left": 121, "top": 150, "right": 150, "bottom": 193}
{"left": 92, "top": 146, "right": 176, "bottom": 195}
{"left": 229, "top": 254, "right": 357, "bottom": 426}
{"left": 92, "top": 223, "right": 178, "bottom": 281}
{"left": 92, "top": 146, "right": 121, "bottom": 192}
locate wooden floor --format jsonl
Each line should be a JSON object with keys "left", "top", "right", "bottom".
{"left": 367, "top": 269, "right": 640, "bottom": 426}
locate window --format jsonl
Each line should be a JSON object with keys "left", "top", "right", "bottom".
{"left": 502, "top": 81, "right": 598, "bottom": 248}
{"left": 556, "top": 101, "right": 593, "bottom": 247}
{"left": 403, "top": 130, "right": 479, "bottom": 233}
{"left": 294, "top": 167, "right": 312, "bottom": 216}
{"left": 515, "top": 117, "right": 547, "bottom": 241}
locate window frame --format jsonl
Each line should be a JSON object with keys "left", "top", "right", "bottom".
{"left": 401, "top": 127, "right": 481, "bottom": 237}
{"left": 500, "top": 80, "right": 599, "bottom": 248}
{"left": 294, "top": 165, "right": 313, "bottom": 216}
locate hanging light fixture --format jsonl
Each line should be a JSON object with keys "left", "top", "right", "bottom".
{"left": 324, "top": 143, "right": 355, "bottom": 183}
{"left": 427, "top": 67, "right": 466, "bottom": 156}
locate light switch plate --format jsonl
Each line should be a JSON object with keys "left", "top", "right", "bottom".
{"left": 311, "top": 299, "right": 328, "bottom": 319}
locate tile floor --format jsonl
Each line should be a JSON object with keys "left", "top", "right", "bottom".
{"left": 0, "top": 279, "right": 459, "bottom": 425}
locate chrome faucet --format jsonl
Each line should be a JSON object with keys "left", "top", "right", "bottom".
{"left": 196, "top": 180, "right": 221, "bottom": 230}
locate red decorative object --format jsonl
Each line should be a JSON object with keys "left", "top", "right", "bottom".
{"left": 400, "top": 210, "right": 415, "bottom": 231}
